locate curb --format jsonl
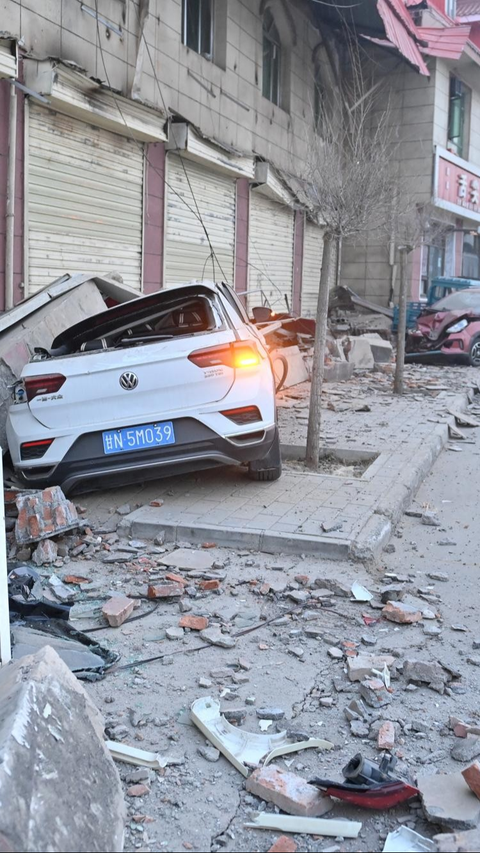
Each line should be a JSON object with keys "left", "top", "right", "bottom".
{"left": 349, "top": 386, "right": 474, "bottom": 562}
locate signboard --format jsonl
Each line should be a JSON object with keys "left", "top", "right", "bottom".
{"left": 434, "top": 146, "right": 480, "bottom": 224}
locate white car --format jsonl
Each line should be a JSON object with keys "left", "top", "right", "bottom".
{"left": 7, "top": 281, "right": 281, "bottom": 494}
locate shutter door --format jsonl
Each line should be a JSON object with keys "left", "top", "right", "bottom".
{"left": 248, "top": 193, "right": 294, "bottom": 312}
{"left": 164, "top": 154, "right": 235, "bottom": 286}
{"left": 301, "top": 221, "right": 325, "bottom": 317}
{"left": 27, "top": 102, "right": 144, "bottom": 293}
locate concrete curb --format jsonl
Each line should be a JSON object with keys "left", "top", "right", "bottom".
{"left": 124, "top": 385, "right": 478, "bottom": 563}
{"left": 349, "top": 386, "right": 474, "bottom": 562}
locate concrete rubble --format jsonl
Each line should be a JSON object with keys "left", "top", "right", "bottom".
{"left": 0, "top": 646, "right": 125, "bottom": 852}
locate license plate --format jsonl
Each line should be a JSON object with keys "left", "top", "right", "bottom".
{"left": 102, "top": 421, "right": 175, "bottom": 455}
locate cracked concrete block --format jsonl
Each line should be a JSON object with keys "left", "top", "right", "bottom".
{"left": 0, "top": 646, "right": 125, "bottom": 852}
{"left": 419, "top": 772, "right": 480, "bottom": 830}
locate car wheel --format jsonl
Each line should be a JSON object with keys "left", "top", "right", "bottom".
{"left": 248, "top": 427, "right": 282, "bottom": 481}
{"left": 469, "top": 338, "right": 480, "bottom": 367}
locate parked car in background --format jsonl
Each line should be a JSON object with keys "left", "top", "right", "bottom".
{"left": 7, "top": 282, "right": 281, "bottom": 494}
{"left": 406, "top": 288, "right": 480, "bottom": 366}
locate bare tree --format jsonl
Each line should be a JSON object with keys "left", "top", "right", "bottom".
{"left": 391, "top": 204, "right": 452, "bottom": 395}
{"left": 303, "top": 46, "right": 396, "bottom": 470}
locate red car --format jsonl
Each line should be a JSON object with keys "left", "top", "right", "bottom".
{"left": 406, "top": 288, "right": 480, "bottom": 367}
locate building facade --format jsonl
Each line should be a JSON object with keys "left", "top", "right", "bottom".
{"left": 341, "top": 0, "right": 480, "bottom": 305}
{"left": 0, "top": 0, "right": 335, "bottom": 316}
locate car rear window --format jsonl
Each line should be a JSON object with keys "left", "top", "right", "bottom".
{"left": 431, "top": 290, "right": 480, "bottom": 311}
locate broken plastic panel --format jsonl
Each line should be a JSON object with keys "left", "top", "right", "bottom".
{"left": 383, "top": 827, "right": 436, "bottom": 852}
{"left": 310, "top": 753, "right": 419, "bottom": 809}
{"left": 245, "top": 812, "right": 362, "bottom": 838}
{"left": 190, "top": 697, "right": 333, "bottom": 777}
{"left": 11, "top": 621, "right": 119, "bottom": 680}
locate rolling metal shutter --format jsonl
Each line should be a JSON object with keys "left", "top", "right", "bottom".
{"left": 248, "top": 193, "right": 294, "bottom": 312}
{"left": 26, "top": 102, "right": 144, "bottom": 294}
{"left": 164, "top": 154, "right": 236, "bottom": 286}
{"left": 301, "top": 221, "right": 325, "bottom": 317}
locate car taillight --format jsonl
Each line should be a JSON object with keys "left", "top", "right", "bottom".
{"left": 24, "top": 374, "right": 66, "bottom": 402}
{"left": 20, "top": 439, "right": 54, "bottom": 460}
{"left": 188, "top": 342, "right": 260, "bottom": 369}
{"left": 220, "top": 405, "right": 262, "bottom": 424}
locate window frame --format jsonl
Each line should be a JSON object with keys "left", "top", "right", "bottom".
{"left": 462, "top": 233, "right": 480, "bottom": 280}
{"left": 448, "top": 75, "right": 470, "bottom": 160}
{"left": 445, "top": 0, "right": 457, "bottom": 18}
{"left": 182, "top": 0, "right": 214, "bottom": 59}
{"left": 262, "top": 9, "right": 281, "bottom": 106}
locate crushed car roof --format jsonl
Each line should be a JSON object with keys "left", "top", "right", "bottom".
{"left": 50, "top": 282, "right": 220, "bottom": 352}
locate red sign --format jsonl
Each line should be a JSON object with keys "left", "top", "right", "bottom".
{"left": 436, "top": 150, "right": 480, "bottom": 218}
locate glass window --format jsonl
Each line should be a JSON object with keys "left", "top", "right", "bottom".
{"left": 262, "top": 9, "right": 281, "bottom": 105}
{"left": 432, "top": 289, "right": 480, "bottom": 310}
{"left": 421, "top": 236, "right": 446, "bottom": 298}
{"left": 445, "top": 0, "right": 457, "bottom": 18}
{"left": 448, "top": 76, "right": 469, "bottom": 158}
{"left": 183, "top": 0, "right": 213, "bottom": 58}
{"left": 463, "top": 233, "right": 480, "bottom": 280}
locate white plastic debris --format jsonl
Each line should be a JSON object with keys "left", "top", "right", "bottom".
{"left": 190, "top": 697, "right": 333, "bottom": 777}
{"left": 351, "top": 581, "right": 373, "bottom": 602}
{"left": 245, "top": 812, "right": 362, "bottom": 838}
{"left": 383, "top": 827, "right": 436, "bottom": 852}
{"left": 107, "top": 742, "right": 166, "bottom": 770}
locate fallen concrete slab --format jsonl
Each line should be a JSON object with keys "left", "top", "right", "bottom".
{"left": 418, "top": 771, "right": 480, "bottom": 830}
{"left": 0, "top": 645, "right": 125, "bottom": 852}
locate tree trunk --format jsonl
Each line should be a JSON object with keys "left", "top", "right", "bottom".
{"left": 306, "top": 233, "right": 334, "bottom": 470}
{"left": 393, "top": 246, "right": 408, "bottom": 395}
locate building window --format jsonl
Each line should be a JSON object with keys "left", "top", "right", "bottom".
{"left": 445, "top": 0, "right": 457, "bottom": 18}
{"left": 262, "top": 9, "right": 281, "bottom": 105}
{"left": 314, "top": 75, "right": 323, "bottom": 132}
{"left": 421, "top": 236, "right": 446, "bottom": 298}
{"left": 182, "top": 0, "right": 213, "bottom": 58}
{"left": 448, "top": 76, "right": 469, "bottom": 159}
{"left": 463, "top": 233, "right": 480, "bottom": 280}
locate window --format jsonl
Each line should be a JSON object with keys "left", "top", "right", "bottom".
{"left": 421, "top": 236, "right": 446, "bottom": 298}
{"left": 182, "top": 0, "right": 213, "bottom": 58}
{"left": 445, "top": 0, "right": 457, "bottom": 18}
{"left": 262, "top": 9, "right": 281, "bottom": 105}
{"left": 448, "top": 76, "right": 470, "bottom": 159}
{"left": 314, "top": 74, "right": 323, "bottom": 132}
{"left": 463, "top": 233, "right": 480, "bottom": 280}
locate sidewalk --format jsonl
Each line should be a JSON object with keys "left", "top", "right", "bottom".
{"left": 83, "top": 364, "right": 480, "bottom": 561}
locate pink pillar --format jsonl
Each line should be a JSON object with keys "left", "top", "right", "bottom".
{"left": 293, "top": 210, "right": 304, "bottom": 315}
{"left": 235, "top": 177, "right": 249, "bottom": 302}
{"left": 455, "top": 217, "right": 463, "bottom": 276}
{"left": 143, "top": 142, "right": 165, "bottom": 293}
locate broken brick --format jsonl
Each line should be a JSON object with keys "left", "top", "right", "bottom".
{"left": 147, "top": 583, "right": 183, "bottom": 599}
{"left": 102, "top": 596, "right": 135, "bottom": 628}
{"left": 178, "top": 615, "right": 208, "bottom": 631}
{"left": 382, "top": 601, "right": 422, "bottom": 624}
{"left": 126, "top": 784, "right": 150, "bottom": 797}
{"left": 245, "top": 765, "right": 333, "bottom": 817}
{"left": 198, "top": 579, "right": 220, "bottom": 591}
{"left": 15, "top": 486, "right": 78, "bottom": 545}
{"left": 359, "top": 678, "right": 392, "bottom": 708}
{"left": 378, "top": 721, "right": 395, "bottom": 750}
{"left": 202, "top": 542, "right": 216, "bottom": 548}
{"left": 32, "top": 539, "right": 58, "bottom": 566}
{"left": 462, "top": 763, "right": 480, "bottom": 800}
{"left": 165, "top": 572, "right": 188, "bottom": 585}
{"left": 347, "top": 654, "right": 395, "bottom": 682}
{"left": 268, "top": 837, "right": 298, "bottom": 853}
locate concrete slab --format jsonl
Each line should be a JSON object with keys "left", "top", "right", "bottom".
{"left": 0, "top": 646, "right": 125, "bottom": 852}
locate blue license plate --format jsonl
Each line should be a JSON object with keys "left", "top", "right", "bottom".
{"left": 102, "top": 421, "right": 175, "bottom": 455}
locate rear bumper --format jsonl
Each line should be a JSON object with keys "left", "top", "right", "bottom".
{"left": 15, "top": 418, "right": 278, "bottom": 494}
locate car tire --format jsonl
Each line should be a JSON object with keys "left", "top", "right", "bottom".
{"left": 468, "top": 337, "right": 480, "bottom": 367}
{"left": 248, "top": 427, "right": 282, "bottom": 481}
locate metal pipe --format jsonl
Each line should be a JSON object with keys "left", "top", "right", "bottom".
{"left": 5, "top": 81, "right": 17, "bottom": 311}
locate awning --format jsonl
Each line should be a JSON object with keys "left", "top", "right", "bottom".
{"left": 23, "top": 59, "right": 167, "bottom": 142}
{"left": 376, "top": 0, "right": 430, "bottom": 74}
{"left": 165, "top": 122, "right": 255, "bottom": 179}
{"left": 419, "top": 25, "right": 472, "bottom": 58}
{"left": 252, "top": 162, "right": 295, "bottom": 205}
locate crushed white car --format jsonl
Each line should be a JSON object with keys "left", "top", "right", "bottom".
{"left": 7, "top": 282, "right": 281, "bottom": 494}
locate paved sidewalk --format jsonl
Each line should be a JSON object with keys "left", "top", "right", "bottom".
{"left": 83, "top": 364, "right": 480, "bottom": 560}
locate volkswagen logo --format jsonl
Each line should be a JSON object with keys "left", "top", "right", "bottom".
{"left": 119, "top": 372, "right": 138, "bottom": 390}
